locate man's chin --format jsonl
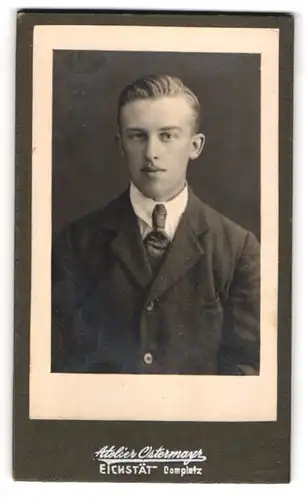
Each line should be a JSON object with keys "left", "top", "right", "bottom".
{"left": 135, "top": 183, "right": 169, "bottom": 202}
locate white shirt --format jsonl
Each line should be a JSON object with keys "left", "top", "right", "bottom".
{"left": 129, "top": 182, "right": 188, "bottom": 241}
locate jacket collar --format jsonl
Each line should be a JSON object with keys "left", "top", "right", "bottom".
{"left": 129, "top": 182, "right": 189, "bottom": 240}
{"left": 101, "top": 187, "right": 209, "bottom": 236}
{"left": 101, "top": 187, "right": 210, "bottom": 298}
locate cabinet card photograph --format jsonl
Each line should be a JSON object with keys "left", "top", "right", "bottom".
{"left": 30, "top": 24, "right": 276, "bottom": 422}
{"left": 14, "top": 11, "right": 293, "bottom": 483}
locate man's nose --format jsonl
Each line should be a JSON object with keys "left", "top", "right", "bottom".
{"left": 144, "top": 136, "right": 159, "bottom": 160}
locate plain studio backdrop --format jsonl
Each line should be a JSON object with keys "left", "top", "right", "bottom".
{"left": 52, "top": 50, "right": 260, "bottom": 240}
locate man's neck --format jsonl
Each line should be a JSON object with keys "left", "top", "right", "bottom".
{"left": 129, "top": 182, "right": 189, "bottom": 241}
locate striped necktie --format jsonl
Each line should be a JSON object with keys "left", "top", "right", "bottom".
{"left": 144, "top": 204, "right": 170, "bottom": 272}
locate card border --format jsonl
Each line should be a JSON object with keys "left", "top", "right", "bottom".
{"left": 13, "top": 10, "right": 293, "bottom": 483}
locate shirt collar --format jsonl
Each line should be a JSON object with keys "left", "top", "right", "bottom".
{"left": 129, "top": 182, "right": 188, "bottom": 235}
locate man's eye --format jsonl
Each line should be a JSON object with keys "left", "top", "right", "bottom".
{"left": 129, "top": 133, "right": 146, "bottom": 141}
{"left": 160, "top": 132, "right": 175, "bottom": 142}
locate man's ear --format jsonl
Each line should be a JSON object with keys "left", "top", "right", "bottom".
{"left": 115, "top": 132, "right": 125, "bottom": 157}
{"left": 189, "top": 133, "right": 205, "bottom": 160}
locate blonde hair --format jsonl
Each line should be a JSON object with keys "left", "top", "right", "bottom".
{"left": 117, "top": 74, "right": 201, "bottom": 132}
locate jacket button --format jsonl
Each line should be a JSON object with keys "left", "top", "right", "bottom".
{"left": 145, "top": 301, "right": 154, "bottom": 312}
{"left": 143, "top": 352, "right": 153, "bottom": 364}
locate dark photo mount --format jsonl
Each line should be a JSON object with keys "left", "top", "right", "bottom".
{"left": 14, "top": 11, "right": 293, "bottom": 483}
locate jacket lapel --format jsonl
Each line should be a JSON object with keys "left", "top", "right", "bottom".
{"left": 101, "top": 188, "right": 209, "bottom": 297}
{"left": 103, "top": 191, "right": 153, "bottom": 289}
{"left": 111, "top": 223, "right": 153, "bottom": 289}
{"left": 146, "top": 188, "right": 209, "bottom": 303}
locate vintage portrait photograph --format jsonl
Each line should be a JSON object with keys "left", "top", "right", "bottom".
{"left": 27, "top": 24, "right": 280, "bottom": 422}
{"left": 13, "top": 12, "right": 293, "bottom": 484}
{"left": 51, "top": 53, "right": 260, "bottom": 377}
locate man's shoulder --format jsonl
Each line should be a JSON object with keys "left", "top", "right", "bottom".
{"left": 190, "top": 190, "right": 259, "bottom": 253}
{"left": 200, "top": 199, "right": 248, "bottom": 235}
{"left": 62, "top": 190, "right": 130, "bottom": 236}
{"left": 52, "top": 190, "right": 130, "bottom": 258}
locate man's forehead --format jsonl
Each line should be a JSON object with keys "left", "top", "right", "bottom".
{"left": 120, "top": 95, "right": 195, "bottom": 127}
{"left": 123, "top": 95, "right": 191, "bottom": 111}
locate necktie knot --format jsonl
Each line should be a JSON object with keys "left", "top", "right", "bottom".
{"left": 152, "top": 204, "right": 167, "bottom": 230}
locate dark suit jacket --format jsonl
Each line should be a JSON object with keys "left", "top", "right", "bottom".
{"left": 51, "top": 187, "right": 260, "bottom": 375}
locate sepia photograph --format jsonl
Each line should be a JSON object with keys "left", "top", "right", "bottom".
{"left": 13, "top": 12, "right": 293, "bottom": 483}
{"left": 24, "top": 22, "right": 281, "bottom": 424}
{"left": 51, "top": 53, "right": 260, "bottom": 376}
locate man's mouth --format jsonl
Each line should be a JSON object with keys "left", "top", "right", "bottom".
{"left": 141, "top": 166, "right": 166, "bottom": 173}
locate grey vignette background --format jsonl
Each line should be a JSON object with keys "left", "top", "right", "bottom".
{"left": 52, "top": 50, "right": 260, "bottom": 239}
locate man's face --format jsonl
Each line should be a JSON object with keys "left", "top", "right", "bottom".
{"left": 118, "top": 96, "right": 205, "bottom": 201}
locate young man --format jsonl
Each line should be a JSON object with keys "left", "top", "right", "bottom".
{"left": 52, "top": 74, "right": 260, "bottom": 375}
